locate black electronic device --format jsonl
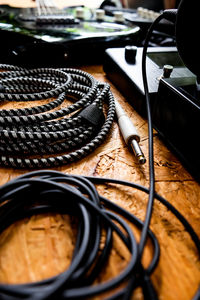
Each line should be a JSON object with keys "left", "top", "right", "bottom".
{"left": 103, "top": 46, "right": 200, "bottom": 179}
{"left": 153, "top": 76, "right": 200, "bottom": 179}
{"left": 103, "top": 46, "right": 194, "bottom": 114}
{"left": 0, "top": 4, "right": 140, "bottom": 67}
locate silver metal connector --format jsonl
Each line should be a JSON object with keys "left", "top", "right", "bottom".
{"left": 115, "top": 99, "right": 146, "bottom": 165}
{"left": 130, "top": 139, "right": 146, "bottom": 164}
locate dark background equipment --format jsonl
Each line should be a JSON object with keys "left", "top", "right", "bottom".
{"left": 103, "top": 0, "right": 200, "bottom": 180}
{"left": 0, "top": 4, "right": 140, "bottom": 67}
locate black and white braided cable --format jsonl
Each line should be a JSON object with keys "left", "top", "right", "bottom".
{"left": 0, "top": 64, "right": 115, "bottom": 169}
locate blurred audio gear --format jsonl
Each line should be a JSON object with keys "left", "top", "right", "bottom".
{"left": 0, "top": 65, "right": 115, "bottom": 169}
{"left": 0, "top": 4, "right": 140, "bottom": 67}
{"left": 102, "top": 5, "right": 175, "bottom": 37}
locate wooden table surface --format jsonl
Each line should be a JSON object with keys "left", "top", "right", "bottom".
{"left": 0, "top": 1, "right": 200, "bottom": 299}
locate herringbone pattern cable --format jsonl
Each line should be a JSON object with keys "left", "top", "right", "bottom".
{"left": 0, "top": 65, "right": 115, "bottom": 168}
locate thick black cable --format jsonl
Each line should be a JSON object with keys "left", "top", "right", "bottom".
{"left": 140, "top": 13, "right": 165, "bottom": 261}
{"left": 118, "top": 14, "right": 167, "bottom": 300}
{"left": 140, "top": 11, "right": 200, "bottom": 300}
{"left": 0, "top": 170, "right": 199, "bottom": 300}
{"left": 117, "top": 9, "right": 200, "bottom": 299}
{"left": 0, "top": 171, "right": 139, "bottom": 300}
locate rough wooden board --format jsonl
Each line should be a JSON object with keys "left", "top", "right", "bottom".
{"left": 0, "top": 32, "right": 199, "bottom": 300}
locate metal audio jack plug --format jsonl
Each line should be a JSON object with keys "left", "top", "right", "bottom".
{"left": 130, "top": 139, "right": 146, "bottom": 164}
{"left": 115, "top": 100, "right": 146, "bottom": 164}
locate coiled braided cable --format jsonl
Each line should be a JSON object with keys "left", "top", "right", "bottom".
{"left": 0, "top": 64, "right": 115, "bottom": 169}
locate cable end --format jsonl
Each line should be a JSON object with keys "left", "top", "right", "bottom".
{"left": 130, "top": 139, "right": 146, "bottom": 165}
{"left": 138, "top": 154, "right": 146, "bottom": 165}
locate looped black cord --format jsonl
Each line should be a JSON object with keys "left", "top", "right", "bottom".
{"left": 0, "top": 170, "right": 199, "bottom": 300}
{"left": 0, "top": 170, "right": 140, "bottom": 300}
{"left": 0, "top": 65, "right": 115, "bottom": 169}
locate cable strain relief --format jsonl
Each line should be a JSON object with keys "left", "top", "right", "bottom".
{"left": 79, "top": 104, "right": 105, "bottom": 127}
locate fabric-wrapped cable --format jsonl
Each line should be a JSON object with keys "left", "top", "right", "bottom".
{"left": 0, "top": 65, "right": 115, "bottom": 169}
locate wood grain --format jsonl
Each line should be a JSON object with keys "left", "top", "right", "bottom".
{"left": 0, "top": 2, "right": 200, "bottom": 298}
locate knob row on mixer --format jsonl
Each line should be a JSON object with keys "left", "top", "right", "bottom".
{"left": 75, "top": 7, "right": 125, "bottom": 22}
{"left": 137, "top": 7, "right": 161, "bottom": 20}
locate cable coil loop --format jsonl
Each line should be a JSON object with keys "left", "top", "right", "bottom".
{"left": 0, "top": 170, "right": 199, "bottom": 300}
{"left": 0, "top": 65, "right": 115, "bottom": 169}
{"left": 0, "top": 170, "right": 158, "bottom": 300}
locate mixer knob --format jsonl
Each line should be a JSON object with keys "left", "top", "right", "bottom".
{"left": 125, "top": 45, "right": 137, "bottom": 64}
{"left": 95, "top": 9, "right": 105, "bottom": 21}
{"left": 75, "top": 7, "right": 85, "bottom": 19}
{"left": 163, "top": 64, "right": 174, "bottom": 78}
{"left": 114, "top": 11, "right": 124, "bottom": 23}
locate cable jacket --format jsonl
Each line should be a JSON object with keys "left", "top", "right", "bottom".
{"left": 0, "top": 65, "right": 115, "bottom": 168}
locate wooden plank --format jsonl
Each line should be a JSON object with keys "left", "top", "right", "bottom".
{"left": 0, "top": 2, "right": 199, "bottom": 298}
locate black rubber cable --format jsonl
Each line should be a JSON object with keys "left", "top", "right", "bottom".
{"left": 0, "top": 170, "right": 199, "bottom": 300}
{"left": 114, "top": 9, "right": 200, "bottom": 300}
{"left": 139, "top": 10, "right": 200, "bottom": 300}
{"left": 0, "top": 171, "right": 139, "bottom": 300}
